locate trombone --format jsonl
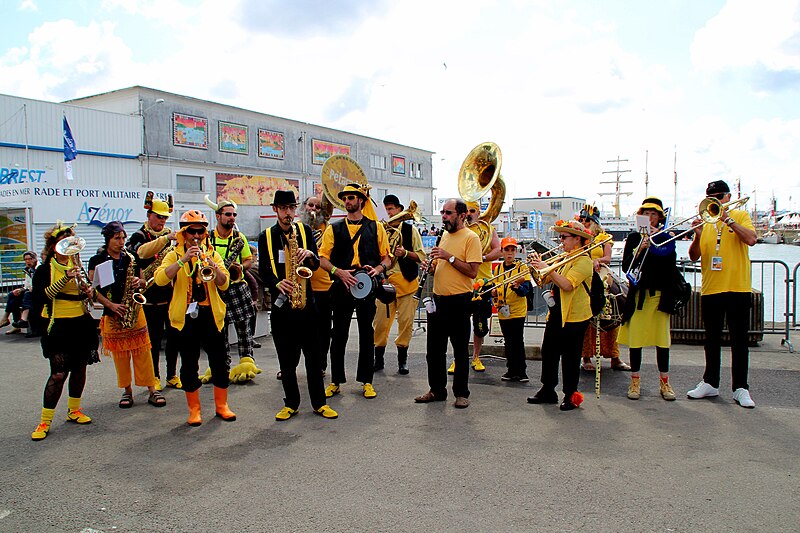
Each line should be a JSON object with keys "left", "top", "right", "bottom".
{"left": 649, "top": 196, "right": 749, "bottom": 247}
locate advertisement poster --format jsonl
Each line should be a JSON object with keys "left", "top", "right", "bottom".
{"left": 0, "top": 209, "right": 28, "bottom": 281}
{"left": 216, "top": 173, "right": 299, "bottom": 206}
{"left": 311, "top": 139, "right": 350, "bottom": 165}
{"left": 258, "top": 129, "right": 285, "bottom": 159}
{"left": 392, "top": 155, "right": 406, "bottom": 175}
{"left": 173, "top": 113, "right": 208, "bottom": 149}
{"left": 219, "top": 121, "right": 249, "bottom": 154}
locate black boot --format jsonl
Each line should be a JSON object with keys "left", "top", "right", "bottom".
{"left": 374, "top": 346, "right": 385, "bottom": 372}
{"left": 397, "top": 346, "right": 409, "bottom": 375}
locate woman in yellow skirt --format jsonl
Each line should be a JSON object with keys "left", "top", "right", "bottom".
{"left": 89, "top": 221, "right": 164, "bottom": 409}
{"left": 618, "top": 198, "right": 681, "bottom": 400}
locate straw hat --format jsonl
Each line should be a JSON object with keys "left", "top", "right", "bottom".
{"left": 551, "top": 220, "right": 592, "bottom": 240}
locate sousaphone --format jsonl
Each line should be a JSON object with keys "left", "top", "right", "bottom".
{"left": 320, "top": 154, "right": 369, "bottom": 218}
{"left": 458, "top": 142, "right": 506, "bottom": 252}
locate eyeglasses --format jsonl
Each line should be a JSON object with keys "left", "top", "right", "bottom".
{"left": 221, "top": 212, "right": 237, "bottom": 217}
{"left": 185, "top": 227, "right": 206, "bottom": 236}
{"left": 440, "top": 209, "right": 455, "bottom": 215}
{"left": 559, "top": 234, "right": 573, "bottom": 241}
{"left": 154, "top": 214, "right": 168, "bottom": 221}
{"left": 468, "top": 209, "right": 478, "bottom": 213}
{"left": 343, "top": 195, "right": 358, "bottom": 201}
{"left": 306, "top": 203, "right": 320, "bottom": 209}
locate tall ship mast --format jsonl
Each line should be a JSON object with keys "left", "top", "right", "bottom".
{"left": 597, "top": 157, "right": 635, "bottom": 240}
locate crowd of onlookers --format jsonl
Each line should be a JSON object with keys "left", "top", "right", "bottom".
{"left": 420, "top": 225, "right": 440, "bottom": 236}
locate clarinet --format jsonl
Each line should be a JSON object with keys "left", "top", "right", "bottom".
{"left": 413, "top": 233, "right": 442, "bottom": 300}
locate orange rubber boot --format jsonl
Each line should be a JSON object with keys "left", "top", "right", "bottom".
{"left": 185, "top": 389, "right": 202, "bottom": 426}
{"left": 213, "top": 386, "right": 236, "bottom": 421}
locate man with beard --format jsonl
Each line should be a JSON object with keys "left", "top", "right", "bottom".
{"left": 205, "top": 196, "right": 261, "bottom": 384}
{"left": 319, "top": 183, "right": 390, "bottom": 400}
{"left": 373, "top": 194, "right": 425, "bottom": 375}
{"left": 300, "top": 195, "right": 333, "bottom": 377}
{"left": 415, "top": 198, "right": 481, "bottom": 409}
{"left": 126, "top": 192, "right": 180, "bottom": 389}
{"left": 447, "top": 201, "right": 501, "bottom": 375}
{"left": 258, "top": 190, "right": 338, "bottom": 420}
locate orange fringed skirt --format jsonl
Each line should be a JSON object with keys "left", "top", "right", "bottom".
{"left": 100, "top": 309, "right": 155, "bottom": 388}
{"left": 581, "top": 323, "right": 620, "bottom": 359}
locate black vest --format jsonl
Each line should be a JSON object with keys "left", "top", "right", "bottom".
{"left": 330, "top": 218, "right": 380, "bottom": 268}
{"left": 397, "top": 221, "right": 419, "bottom": 281}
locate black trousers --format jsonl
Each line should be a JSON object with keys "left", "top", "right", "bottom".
{"left": 427, "top": 292, "right": 472, "bottom": 399}
{"left": 329, "top": 282, "right": 376, "bottom": 385}
{"left": 499, "top": 317, "right": 526, "bottom": 376}
{"left": 177, "top": 307, "right": 229, "bottom": 392}
{"left": 540, "top": 315, "right": 589, "bottom": 396}
{"left": 143, "top": 304, "right": 178, "bottom": 379}
{"left": 313, "top": 290, "right": 333, "bottom": 372}
{"left": 271, "top": 304, "right": 327, "bottom": 410}
{"left": 701, "top": 291, "right": 751, "bottom": 390}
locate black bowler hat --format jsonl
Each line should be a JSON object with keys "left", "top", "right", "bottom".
{"left": 383, "top": 194, "right": 404, "bottom": 210}
{"left": 706, "top": 180, "right": 730, "bottom": 195}
{"left": 271, "top": 190, "right": 299, "bottom": 206}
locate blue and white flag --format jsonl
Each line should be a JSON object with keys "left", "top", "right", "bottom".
{"left": 63, "top": 116, "right": 77, "bottom": 180}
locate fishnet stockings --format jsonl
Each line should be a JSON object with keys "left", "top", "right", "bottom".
{"left": 42, "top": 352, "right": 87, "bottom": 409}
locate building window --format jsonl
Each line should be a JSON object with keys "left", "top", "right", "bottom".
{"left": 377, "top": 188, "right": 388, "bottom": 202}
{"left": 370, "top": 154, "right": 387, "bottom": 170}
{"left": 177, "top": 174, "right": 203, "bottom": 192}
{"left": 550, "top": 201, "right": 562, "bottom": 210}
{"left": 410, "top": 162, "right": 422, "bottom": 178}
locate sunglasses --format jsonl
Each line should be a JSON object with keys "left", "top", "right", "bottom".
{"left": 154, "top": 214, "right": 168, "bottom": 221}
{"left": 221, "top": 212, "right": 237, "bottom": 217}
{"left": 343, "top": 195, "right": 358, "bottom": 201}
{"left": 559, "top": 234, "right": 573, "bottom": 241}
{"left": 440, "top": 209, "right": 455, "bottom": 215}
{"left": 184, "top": 227, "right": 206, "bottom": 236}
{"left": 468, "top": 209, "right": 478, "bottom": 213}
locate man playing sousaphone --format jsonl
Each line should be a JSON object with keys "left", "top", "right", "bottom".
{"left": 319, "top": 182, "right": 390, "bottom": 400}
{"left": 126, "top": 192, "right": 180, "bottom": 390}
{"left": 154, "top": 211, "right": 236, "bottom": 427}
{"left": 203, "top": 195, "right": 261, "bottom": 384}
{"left": 258, "top": 190, "right": 338, "bottom": 420}
{"left": 373, "top": 194, "right": 426, "bottom": 375}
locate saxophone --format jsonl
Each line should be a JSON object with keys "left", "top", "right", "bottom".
{"left": 140, "top": 240, "right": 175, "bottom": 290}
{"left": 223, "top": 234, "right": 246, "bottom": 282}
{"left": 120, "top": 250, "right": 146, "bottom": 329}
{"left": 287, "top": 224, "right": 313, "bottom": 310}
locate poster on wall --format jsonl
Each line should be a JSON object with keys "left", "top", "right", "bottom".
{"left": 311, "top": 139, "right": 350, "bottom": 165}
{"left": 258, "top": 129, "right": 285, "bottom": 159}
{"left": 216, "top": 173, "right": 299, "bottom": 206}
{"left": 173, "top": 113, "right": 208, "bottom": 149}
{"left": 219, "top": 121, "right": 249, "bottom": 154}
{"left": 392, "top": 155, "right": 406, "bottom": 175}
{"left": 313, "top": 182, "right": 324, "bottom": 199}
{"left": 0, "top": 209, "right": 28, "bottom": 281}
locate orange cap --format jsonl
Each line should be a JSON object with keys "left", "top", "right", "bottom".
{"left": 500, "top": 237, "right": 518, "bottom": 249}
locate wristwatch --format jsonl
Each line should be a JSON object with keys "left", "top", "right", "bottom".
{"left": 448, "top": 255, "right": 456, "bottom": 264}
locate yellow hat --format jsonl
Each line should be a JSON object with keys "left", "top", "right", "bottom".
{"left": 466, "top": 201, "right": 480, "bottom": 212}
{"left": 144, "top": 191, "right": 173, "bottom": 217}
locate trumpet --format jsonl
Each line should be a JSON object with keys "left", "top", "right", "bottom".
{"left": 472, "top": 259, "right": 527, "bottom": 301}
{"left": 195, "top": 238, "right": 216, "bottom": 282}
{"left": 648, "top": 196, "right": 749, "bottom": 247}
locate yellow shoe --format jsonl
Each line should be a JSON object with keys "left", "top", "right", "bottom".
{"left": 31, "top": 422, "right": 50, "bottom": 441}
{"left": 166, "top": 376, "right": 183, "bottom": 389}
{"left": 275, "top": 406, "right": 298, "bottom": 421}
{"left": 472, "top": 359, "right": 486, "bottom": 372}
{"left": 363, "top": 383, "right": 377, "bottom": 399}
{"left": 325, "top": 383, "right": 341, "bottom": 398}
{"left": 627, "top": 377, "right": 641, "bottom": 400}
{"left": 314, "top": 405, "right": 339, "bottom": 419}
{"left": 660, "top": 379, "right": 676, "bottom": 401}
{"left": 153, "top": 379, "right": 163, "bottom": 391}
{"left": 66, "top": 408, "right": 92, "bottom": 424}
{"left": 447, "top": 361, "right": 456, "bottom": 375}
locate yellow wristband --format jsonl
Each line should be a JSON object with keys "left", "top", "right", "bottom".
{"left": 177, "top": 259, "right": 185, "bottom": 268}
{"left": 330, "top": 266, "right": 337, "bottom": 275}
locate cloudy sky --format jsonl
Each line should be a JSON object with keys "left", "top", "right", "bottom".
{"left": 2, "top": 0, "right": 799, "bottom": 217}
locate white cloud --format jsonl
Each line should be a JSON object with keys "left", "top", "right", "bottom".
{"left": 17, "top": 0, "right": 38, "bottom": 11}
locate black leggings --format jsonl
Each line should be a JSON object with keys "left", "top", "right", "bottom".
{"left": 42, "top": 352, "right": 87, "bottom": 409}
{"left": 628, "top": 347, "right": 670, "bottom": 373}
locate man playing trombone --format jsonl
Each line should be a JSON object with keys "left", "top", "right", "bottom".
{"left": 687, "top": 180, "right": 757, "bottom": 408}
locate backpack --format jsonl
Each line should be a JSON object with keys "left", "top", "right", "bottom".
{"left": 582, "top": 270, "right": 606, "bottom": 317}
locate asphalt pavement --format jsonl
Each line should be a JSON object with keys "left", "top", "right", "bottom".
{"left": 0, "top": 312, "right": 798, "bottom": 532}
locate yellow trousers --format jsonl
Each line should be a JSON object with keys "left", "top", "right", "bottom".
{"left": 112, "top": 347, "right": 157, "bottom": 388}
{"left": 373, "top": 292, "right": 417, "bottom": 348}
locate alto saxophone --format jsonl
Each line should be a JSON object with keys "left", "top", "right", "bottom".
{"left": 140, "top": 240, "right": 175, "bottom": 290}
{"left": 120, "top": 250, "right": 146, "bottom": 329}
{"left": 223, "top": 235, "right": 246, "bottom": 282}
{"left": 287, "top": 225, "right": 313, "bottom": 310}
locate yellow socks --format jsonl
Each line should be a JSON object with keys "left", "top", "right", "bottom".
{"left": 32, "top": 407, "right": 55, "bottom": 441}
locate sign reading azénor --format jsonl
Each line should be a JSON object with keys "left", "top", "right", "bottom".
{"left": 30, "top": 187, "right": 171, "bottom": 226}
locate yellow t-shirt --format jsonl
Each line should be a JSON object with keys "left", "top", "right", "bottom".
{"left": 210, "top": 231, "right": 252, "bottom": 285}
{"left": 319, "top": 219, "right": 390, "bottom": 267}
{"left": 310, "top": 222, "right": 332, "bottom": 292}
{"left": 42, "top": 258, "right": 85, "bottom": 319}
{"left": 546, "top": 253, "right": 592, "bottom": 326}
{"left": 433, "top": 228, "right": 482, "bottom": 296}
{"left": 492, "top": 261, "right": 531, "bottom": 320}
{"left": 590, "top": 231, "right": 612, "bottom": 260}
{"left": 386, "top": 224, "right": 426, "bottom": 297}
{"left": 699, "top": 209, "right": 753, "bottom": 295}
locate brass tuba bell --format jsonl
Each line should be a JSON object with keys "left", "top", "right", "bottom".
{"left": 458, "top": 142, "right": 506, "bottom": 252}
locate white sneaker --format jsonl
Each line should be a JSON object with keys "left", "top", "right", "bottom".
{"left": 687, "top": 381, "right": 720, "bottom": 399}
{"left": 733, "top": 388, "right": 755, "bottom": 408}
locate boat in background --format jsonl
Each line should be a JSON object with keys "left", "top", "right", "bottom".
{"left": 760, "top": 231, "right": 783, "bottom": 244}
